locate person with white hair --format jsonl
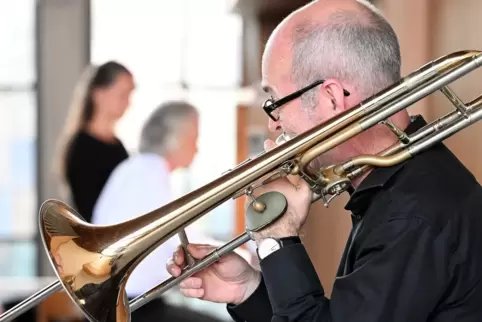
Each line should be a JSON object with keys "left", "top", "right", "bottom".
{"left": 92, "top": 100, "right": 231, "bottom": 322}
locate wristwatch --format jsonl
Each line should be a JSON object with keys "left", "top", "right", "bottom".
{"left": 256, "top": 236, "right": 301, "bottom": 260}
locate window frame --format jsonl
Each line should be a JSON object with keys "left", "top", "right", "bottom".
{"left": 0, "top": 0, "right": 40, "bottom": 278}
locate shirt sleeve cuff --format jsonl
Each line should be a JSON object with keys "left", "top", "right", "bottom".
{"left": 260, "top": 242, "right": 324, "bottom": 310}
{"left": 227, "top": 276, "right": 273, "bottom": 321}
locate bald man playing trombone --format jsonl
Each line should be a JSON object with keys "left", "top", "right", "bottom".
{"left": 166, "top": 1, "right": 482, "bottom": 321}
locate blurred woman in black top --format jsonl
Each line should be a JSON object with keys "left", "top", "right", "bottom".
{"left": 56, "top": 61, "right": 135, "bottom": 223}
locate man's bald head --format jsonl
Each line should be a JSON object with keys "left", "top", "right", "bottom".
{"left": 263, "top": 0, "right": 401, "bottom": 108}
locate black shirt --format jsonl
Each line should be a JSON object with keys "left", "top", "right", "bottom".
{"left": 66, "top": 131, "right": 128, "bottom": 223}
{"left": 227, "top": 115, "right": 482, "bottom": 322}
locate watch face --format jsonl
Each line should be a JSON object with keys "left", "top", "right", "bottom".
{"left": 258, "top": 238, "right": 281, "bottom": 259}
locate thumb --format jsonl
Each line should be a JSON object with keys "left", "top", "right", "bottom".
{"left": 297, "top": 178, "right": 312, "bottom": 193}
{"left": 187, "top": 243, "right": 216, "bottom": 259}
{"left": 286, "top": 173, "right": 302, "bottom": 187}
{"left": 264, "top": 139, "right": 277, "bottom": 152}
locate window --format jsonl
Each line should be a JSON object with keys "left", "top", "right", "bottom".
{"left": 0, "top": 0, "right": 38, "bottom": 277}
{"left": 91, "top": 0, "right": 242, "bottom": 240}
{"left": 91, "top": 1, "right": 242, "bottom": 317}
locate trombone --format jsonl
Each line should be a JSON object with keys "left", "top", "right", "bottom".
{"left": 2, "top": 49, "right": 482, "bottom": 322}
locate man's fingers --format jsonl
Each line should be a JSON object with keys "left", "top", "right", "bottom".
{"left": 174, "top": 245, "right": 185, "bottom": 266}
{"left": 187, "top": 243, "right": 217, "bottom": 259}
{"left": 166, "top": 258, "right": 181, "bottom": 277}
{"left": 180, "top": 287, "right": 205, "bottom": 299}
{"left": 286, "top": 173, "right": 303, "bottom": 187}
{"left": 180, "top": 276, "right": 202, "bottom": 289}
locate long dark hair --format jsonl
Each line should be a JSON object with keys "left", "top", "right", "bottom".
{"left": 55, "top": 61, "right": 132, "bottom": 199}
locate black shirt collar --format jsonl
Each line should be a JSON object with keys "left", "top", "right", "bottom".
{"left": 344, "top": 115, "right": 427, "bottom": 215}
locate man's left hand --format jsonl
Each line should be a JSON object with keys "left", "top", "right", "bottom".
{"left": 245, "top": 139, "right": 313, "bottom": 244}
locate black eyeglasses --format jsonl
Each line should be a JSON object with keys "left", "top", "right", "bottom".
{"left": 262, "top": 79, "right": 351, "bottom": 121}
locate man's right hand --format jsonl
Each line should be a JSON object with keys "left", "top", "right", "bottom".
{"left": 166, "top": 243, "right": 261, "bottom": 305}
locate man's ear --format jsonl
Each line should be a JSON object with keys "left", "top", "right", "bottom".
{"left": 321, "top": 79, "right": 347, "bottom": 111}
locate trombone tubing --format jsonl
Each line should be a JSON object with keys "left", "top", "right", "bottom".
{"left": 343, "top": 93, "right": 482, "bottom": 175}
{"left": 298, "top": 50, "right": 482, "bottom": 171}
{"left": 345, "top": 92, "right": 482, "bottom": 177}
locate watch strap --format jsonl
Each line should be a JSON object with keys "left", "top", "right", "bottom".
{"left": 278, "top": 236, "right": 302, "bottom": 247}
